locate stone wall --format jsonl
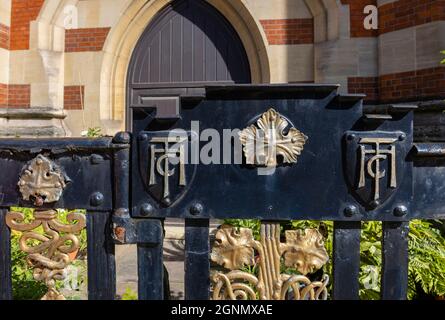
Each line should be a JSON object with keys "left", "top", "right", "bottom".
{"left": 0, "top": 0, "right": 443, "bottom": 136}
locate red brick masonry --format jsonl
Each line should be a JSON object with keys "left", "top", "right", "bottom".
{"left": 342, "top": 0, "right": 445, "bottom": 37}
{"left": 379, "top": 0, "right": 445, "bottom": 34}
{"left": 64, "top": 85, "right": 84, "bottom": 110}
{"left": 0, "top": 84, "right": 7, "bottom": 107}
{"left": 10, "top": 0, "right": 44, "bottom": 50}
{"left": 341, "top": 0, "right": 378, "bottom": 37}
{"left": 65, "top": 28, "right": 111, "bottom": 52}
{"left": 0, "top": 23, "right": 10, "bottom": 50}
{"left": 0, "top": 84, "right": 31, "bottom": 108}
{"left": 348, "top": 67, "right": 445, "bottom": 103}
{"left": 348, "top": 76, "right": 379, "bottom": 102}
{"left": 260, "top": 19, "right": 314, "bottom": 45}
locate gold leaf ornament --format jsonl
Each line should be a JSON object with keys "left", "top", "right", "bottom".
{"left": 282, "top": 229, "right": 329, "bottom": 276}
{"left": 239, "top": 108, "right": 308, "bottom": 167}
{"left": 210, "top": 225, "right": 255, "bottom": 270}
{"left": 18, "top": 155, "right": 67, "bottom": 205}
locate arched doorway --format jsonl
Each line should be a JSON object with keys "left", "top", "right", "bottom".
{"left": 126, "top": 0, "right": 252, "bottom": 128}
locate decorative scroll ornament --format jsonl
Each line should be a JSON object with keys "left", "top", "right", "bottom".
{"left": 210, "top": 223, "right": 329, "bottom": 300}
{"left": 239, "top": 108, "right": 308, "bottom": 167}
{"left": 6, "top": 209, "right": 86, "bottom": 300}
{"left": 18, "top": 155, "right": 67, "bottom": 206}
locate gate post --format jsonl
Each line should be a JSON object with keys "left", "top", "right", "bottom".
{"left": 333, "top": 221, "right": 361, "bottom": 300}
{"left": 0, "top": 209, "right": 12, "bottom": 300}
{"left": 137, "top": 219, "right": 164, "bottom": 300}
{"left": 381, "top": 221, "right": 409, "bottom": 300}
{"left": 185, "top": 218, "right": 210, "bottom": 300}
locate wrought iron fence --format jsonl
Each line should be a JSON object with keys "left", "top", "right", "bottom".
{"left": 0, "top": 85, "right": 444, "bottom": 300}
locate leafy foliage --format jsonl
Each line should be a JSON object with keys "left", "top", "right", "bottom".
{"left": 121, "top": 287, "right": 138, "bottom": 300}
{"left": 81, "top": 127, "right": 103, "bottom": 138}
{"left": 224, "top": 219, "right": 445, "bottom": 300}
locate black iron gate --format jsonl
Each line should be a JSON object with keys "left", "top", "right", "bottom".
{"left": 0, "top": 84, "right": 445, "bottom": 300}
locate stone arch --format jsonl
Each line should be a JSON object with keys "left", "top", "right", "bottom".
{"left": 99, "top": 0, "right": 270, "bottom": 126}
{"left": 304, "top": 0, "right": 341, "bottom": 42}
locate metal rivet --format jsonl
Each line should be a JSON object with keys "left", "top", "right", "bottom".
{"left": 347, "top": 134, "right": 356, "bottom": 141}
{"left": 140, "top": 203, "right": 154, "bottom": 216}
{"left": 90, "top": 192, "right": 104, "bottom": 207}
{"left": 90, "top": 154, "right": 103, "bottom": 165}
{"left": 394, "top": 205, "right": 408, "bottom": 217}
{"left": 190, "top": 203, "right": 204, "bottom": 216}
{"left": 113, "top": 132, "right": 131, "bottom": 144}
{"left": 344, "top": 205, "right": 358, "bottom": 217}
{"left": 139, "top": 134, "right": 149, "bottom": 141}
{"left": 369, "top": 200, "right": 380, "bottom": 209}
{"left": 399, "top": 133, "right": 406, "bottom": 141}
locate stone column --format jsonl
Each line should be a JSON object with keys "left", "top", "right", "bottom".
{"left": 1, "top": 16, "right": 70, "bottom": 137}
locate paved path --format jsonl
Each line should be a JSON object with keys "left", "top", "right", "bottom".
{"left": 116, "top": 219, "right": 220, "bottom": 300}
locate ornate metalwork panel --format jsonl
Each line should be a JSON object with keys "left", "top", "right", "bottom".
{"left": 131, "top": 85, "right": 414, "bottom": 221}
{"left": 210, "top": 222, "right": 329, "bottom": 300}
{"left": 0, "top": 135, "right": 129, "bottom": 300}
{"left": 138, "top": 131, "right": 197, "bottom": 207}
{"left": 0, "top": 139, "right": 118, "bottom": 211}
{"left": 344, "top": 131, "right": 412, "bottom": 211}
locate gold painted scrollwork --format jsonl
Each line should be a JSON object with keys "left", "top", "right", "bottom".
{"left": 6, "top": 209, "right": 86, "bottom": 300}
{"left": 210, "top": 222, "right": 330, "bottom": 300}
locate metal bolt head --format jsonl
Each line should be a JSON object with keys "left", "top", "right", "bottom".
{"left": 139, "top": 133, "right": 149, "bottom": 141}
{"left": 190, "top": 203, "right": 204, "bottom": 216}
{"left": 113, "top": 132, "right": 131, "bottom": 144}
{"left": 344, "top": 205, "right": 358, "bottom": 217}
{"left": 394, "top": 205, "right": 408, "bottom": 217}
{"left": 90, "top": 192, "right": 104, "bottom": 207}
{"left": 140, "top": 203, "right": 154, "bottom": 216}
{"left": 399, "top": 133, "right": 406, "bottom": 141}
{"left": 90, "top": 154, "right": 103, "bottom": 165}
{"left": 369, "top": 200, "right": 380, "bottom": 209}
{"left": 347, "top": 134, "right": 356, "bottom": 141}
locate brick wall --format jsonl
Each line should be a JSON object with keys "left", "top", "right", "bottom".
{"left": 65, "top": 28, "right": 111, "bottom": 52}
{"left": 64, "top": 85, "right": 84, "bottom": 110}
{"left": 341, "top": 0, "right": 378, "bottom": 37}
{"left": 379, "top": 0, "right": 445, "bottom": 34}
{"left": 0, "top": 24, "right": 9, "bottom": 50}
{"left": 379, "top": 67, "right": 445, "bottom": 102}
{"left": 348, "top": 77, "right": 379, "bottom": 102}
{"left": 260, "top": 19, "right": 314, "bottom": 45}
{"left": 8, "top": 84, "right": 31, "bottom": 108}
{"left": 0, "top": 83, "right": 7, "bottom": 107}
{"left": 342, "top": 0, "right": 445, "bottom": 37}
{"left": 0, "top": 84, "right": 31, "bottom": 108}
{"left": 348, "top": 67, "right": 445, "bottom": 103}
{"left": 10, "top": 0, "right": 45, "bottom": 50}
